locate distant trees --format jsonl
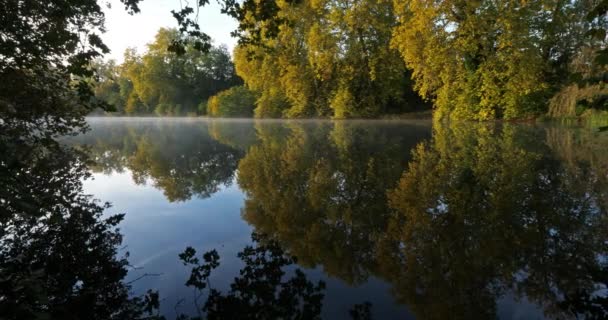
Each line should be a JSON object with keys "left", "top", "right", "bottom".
{"left": 93, "top": 28, "right": 241, "bottom": 116}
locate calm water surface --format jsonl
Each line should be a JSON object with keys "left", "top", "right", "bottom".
{"left": 70, "top": 118, "right": 608, "bottom": 319}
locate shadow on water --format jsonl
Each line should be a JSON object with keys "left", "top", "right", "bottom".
{"left": 3, "top": 117, "right": 608, "bottom": 319}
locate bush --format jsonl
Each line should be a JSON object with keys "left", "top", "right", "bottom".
{"left": 581, "top": 109, "right": 608, "bottom": 128}
{"left": 173, "top": 104, "right": 182, "bottom": 116}
{"left": 155, "top": 103, "right": 170, "bottom": 116}
{"left": 207, "top": 86, "right": 256, "bottom": 118}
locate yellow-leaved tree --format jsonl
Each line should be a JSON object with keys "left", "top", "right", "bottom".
{"left": 391, "top": 0, "right": 600, "bottom": 120}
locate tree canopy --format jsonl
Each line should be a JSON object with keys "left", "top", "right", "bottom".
{"left": 223, "top": 0, "right": 608, "bottom": 120}
{"left": 232, "top": 0, "right": 427, "bottom": 118}
{"left": 391, "top": 0, "right": 608, "bottom": 120}
{"left": 3, "top": 0, "right": 608, "bottom": 124}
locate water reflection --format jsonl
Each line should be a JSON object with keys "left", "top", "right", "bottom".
{"left": 178, "top": 233, "right": 328, "bottom": 320}
{"left": 235, "top": 121, "right": 608, "bottom": 319}
{"left": 70, "top": 119, "right": 253, "bottom": 202}
{"left": 384, "top": 123, "right": 608, "bottom": 319}
{"left": 237, "top": 121, "right": 430, "bottom": 284}
{"left": 9, "top": 118, "right": 608, "bottom": 319}
{"left": 0, "top": 123, "right": 157, "bottom": 319}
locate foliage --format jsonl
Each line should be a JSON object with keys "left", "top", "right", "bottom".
{"left": 207, "top": 86, "right": 257, "bottom": 117}
{"left": 549, "top": 83, "right": 608, "bottom": 117}
{"left": 0, "top": 1, "right": 224, "bottom": 318}
{"left": 232, "top": 0, "right": 428, "bottom": 119}
{"left": 6, "top": 0, "right": 608, "bottom": 125}
{"left": 0, "top": 2, "right": 148, "bottom": 314}
{"left": 223, "top": 0, "right": 608, "bottom": 120}
{"left": 0, "top": 0, "right": 218, "bottom": 137}
{"left": 547, "top": 1, "right": 608, "bottom": 117}
{"left": 92, "top": 28, "right": 241, "bottom": 116}
{"left": 390, "top": 0, "right": 608, "bottom": 120}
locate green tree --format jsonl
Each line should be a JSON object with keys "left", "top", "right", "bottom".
{"left": 93, "top": 28, "right": 241, "bottom": 116}
{"left": 548, "top": 0, "right": 608, "bottom": 118}
{"left": 232, "top": 0, "right": 427, "bottom": 119}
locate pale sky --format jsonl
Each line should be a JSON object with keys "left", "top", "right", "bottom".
{"left": 101, "top": 0, "right": 237, "bottom": 62}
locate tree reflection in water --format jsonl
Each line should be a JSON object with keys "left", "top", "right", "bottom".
{"left": 0, "top": 122, "right": 159, "bottom": 318}
{"left": 177, "top": 233, "right": 327, "bottom": 320}
{"left": 0, "top": 135, "right": 361, "bottom": 319}
{"left": 237, "top": 121, "right": 430, "bottom": 285}
{"left": 67, "top": 119, "right": 254, "bottom": 202}
{"left": 236, "top": 121, "right": 608, "bottom": 319}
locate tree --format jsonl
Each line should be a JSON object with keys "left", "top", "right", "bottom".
{"left": 391, "top": 0, "right": 607, "bottom": 120}
{"left": 93, "top": 29, "right": 242, "bottom": 116}
{"left": 232, "top": 0, "right": 427, "bottom": 119}
{"left": 90, "top": 59, "right": 126, "bottom": 112}
{"left": 548, "top": 0, "right": 608, "bottom": 117}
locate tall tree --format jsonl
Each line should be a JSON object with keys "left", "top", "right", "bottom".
{"left": 232, "top": 0, "right": 427, "bottom": 118}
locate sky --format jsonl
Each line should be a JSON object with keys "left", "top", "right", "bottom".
{"left": 101, "top": 0, "right": 237, "bottom": 62}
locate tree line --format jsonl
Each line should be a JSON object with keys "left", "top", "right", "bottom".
{"left": 230, "top": 0, "right": 608, "bottom": 120}
{"left": 88, "top": 1, "right": 608, "bottom": 120}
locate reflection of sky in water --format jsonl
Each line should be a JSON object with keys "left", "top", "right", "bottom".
{"left": 83, "top": 170, "right": 410, "bottom": 319}
{"left": 84, "top": 171, "right": 251, "bottom": 316}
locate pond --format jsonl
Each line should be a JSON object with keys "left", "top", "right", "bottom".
{"left": 68, "top": 118, "right": 607, "bottom": 319}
